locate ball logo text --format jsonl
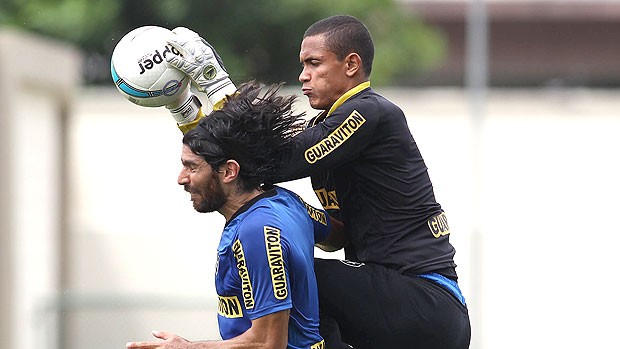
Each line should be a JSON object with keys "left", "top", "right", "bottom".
{"left": 137, "top": 45, "right": 181, "bottom": 75}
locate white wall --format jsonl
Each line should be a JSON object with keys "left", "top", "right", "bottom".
{"left": 0, "top": 29, "right": 81, "bottom": 349}
{"left": 64, "top": 86, "right": 620, "bottom": 349}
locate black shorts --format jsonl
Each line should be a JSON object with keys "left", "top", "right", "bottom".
{"left": 315, "top": 258, "right": 471, "bottom": 349}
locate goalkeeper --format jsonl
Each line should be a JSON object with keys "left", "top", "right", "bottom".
{"left": 164, "top": 15, "right": 471, "bottom": 349}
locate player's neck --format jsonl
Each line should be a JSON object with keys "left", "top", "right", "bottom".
{"left": 220, "top": 187, "right": 265, "bottom": 222}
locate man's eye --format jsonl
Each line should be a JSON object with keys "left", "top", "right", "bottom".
{"left": 301, "top": 60, "right": 319, "bottom": 68}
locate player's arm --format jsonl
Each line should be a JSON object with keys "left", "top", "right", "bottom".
{"left": 126, "top": 311, "right": 288, "bottom": 349}
{"left": 275, "top": 94, "right": 381, "bottom": 182}
{"left": 315, "top": 215, "right": 347, "bottom": 252}
{"left": 214, "top": 310, "right": 289, "bottom": 349}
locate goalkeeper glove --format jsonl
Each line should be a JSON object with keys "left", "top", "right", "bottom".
{"left": 166, "top": 27, "right": 236, "bottom": 109}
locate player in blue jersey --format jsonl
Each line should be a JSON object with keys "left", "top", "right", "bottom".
{"left": 127, "top": 81, "right": 329, "bottom": 349}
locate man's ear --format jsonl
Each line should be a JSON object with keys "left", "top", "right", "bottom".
{"left": 344, "top": 53, "right": 362, "bottom": 77}
{"left": 220, "top": 160, "right": 241, "bottom": 183}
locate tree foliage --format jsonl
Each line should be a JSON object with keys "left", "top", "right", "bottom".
{"left": 0, "top": 0, "right": 446, "bottom": 86}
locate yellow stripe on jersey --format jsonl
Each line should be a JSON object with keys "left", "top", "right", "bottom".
{"left": 217, "top": 295, "right": 243, "bottom": 318}
{"left": 232, "top": 239, "right": 255, "bottom": 309}
{"left": 304, "top": 110, "right": 366, "bottom": 164}
{"left": 313, "top": 188, "right": 339, "bottom": 211}
{"left": 264, "top": 226, "right": 288, "bottom": 300}
{"left": 427, "top": 212, "right": 450, "bottom": 238}
{"left": 295, "top": 194, "right": 329, "bottom": 225}
{"left": 311, "top": 340, "right": 326, "bottom": 349}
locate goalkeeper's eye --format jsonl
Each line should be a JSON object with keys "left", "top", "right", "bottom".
{"left": 301, "top": 59, "right": 320, "bottom": 69}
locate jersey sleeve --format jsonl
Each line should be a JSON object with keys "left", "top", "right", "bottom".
{"left": 277, "top": 95, "right": 381, "bottom": 181}
{"left": 235, "top": 209, "right": 292, "bottom": 320}
{"left": 295, "top": 193, "right": 331, "bottom": 243}
{"left": 312, "top": 206, "right": 331, "bottom": 243}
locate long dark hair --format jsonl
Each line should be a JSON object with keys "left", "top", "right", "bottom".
{"left": 183, "top": 81, "right": 306, "bottom": 191}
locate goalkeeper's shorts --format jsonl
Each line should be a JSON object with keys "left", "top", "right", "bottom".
{"left": 314, "top": 258, "right": 471, "bottom": 349}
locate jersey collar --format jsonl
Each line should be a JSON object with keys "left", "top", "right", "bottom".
{"left": 225, "top": 186, "right": 278, "bottom": 226}
{"left": 326, "top": 81, "right": 371, "bottom": 117}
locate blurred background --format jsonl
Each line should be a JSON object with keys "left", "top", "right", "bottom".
{"left": 1, "top": 0, "right": 619, "bottom": 348}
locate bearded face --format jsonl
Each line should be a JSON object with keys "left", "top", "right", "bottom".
{"left": 178, "top": 145, "right": 227, "bottom": 213}
{"left": 190, "top": 168, "right": 227, "bottom": 213}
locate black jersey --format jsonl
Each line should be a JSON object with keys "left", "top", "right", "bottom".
{"left": 278, "top": 82, "right": 456, "bottom": 276}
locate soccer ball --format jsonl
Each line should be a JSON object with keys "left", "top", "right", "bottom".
{"left": 110, "top": 26, "right": 190, "bottom": 107}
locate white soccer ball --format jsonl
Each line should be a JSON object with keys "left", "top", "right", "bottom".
{"left": 110, "top": 26, "right": 190, "bottom": 107}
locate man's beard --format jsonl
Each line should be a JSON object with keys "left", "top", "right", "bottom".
{"left": 194, "top": 170, "right": 227, "bottom": 213}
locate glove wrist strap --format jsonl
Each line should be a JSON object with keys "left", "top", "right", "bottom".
{"left": 167, "top": 89, "right": 202, "bottom": 124}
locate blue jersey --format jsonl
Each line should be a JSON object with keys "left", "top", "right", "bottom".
{"left": 215, "top": 186, "right": 329, "bottom": 349}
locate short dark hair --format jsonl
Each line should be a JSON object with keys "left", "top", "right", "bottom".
{"left": 183, "top": 81, "right": 306, "bottom": 191}
{"left": 304, "top": 15, "right": 374, "bottom": 77}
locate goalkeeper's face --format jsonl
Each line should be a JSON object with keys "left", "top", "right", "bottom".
{"left": 178, "top": 145, "right": 227, "bottom": 213}
{"left": 299, "top": 34, "right": 352, "bottom": 110}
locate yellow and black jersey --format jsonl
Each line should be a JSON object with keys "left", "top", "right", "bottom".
{"left": 278, "top": 82, "right": 457, "bottom": 277}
